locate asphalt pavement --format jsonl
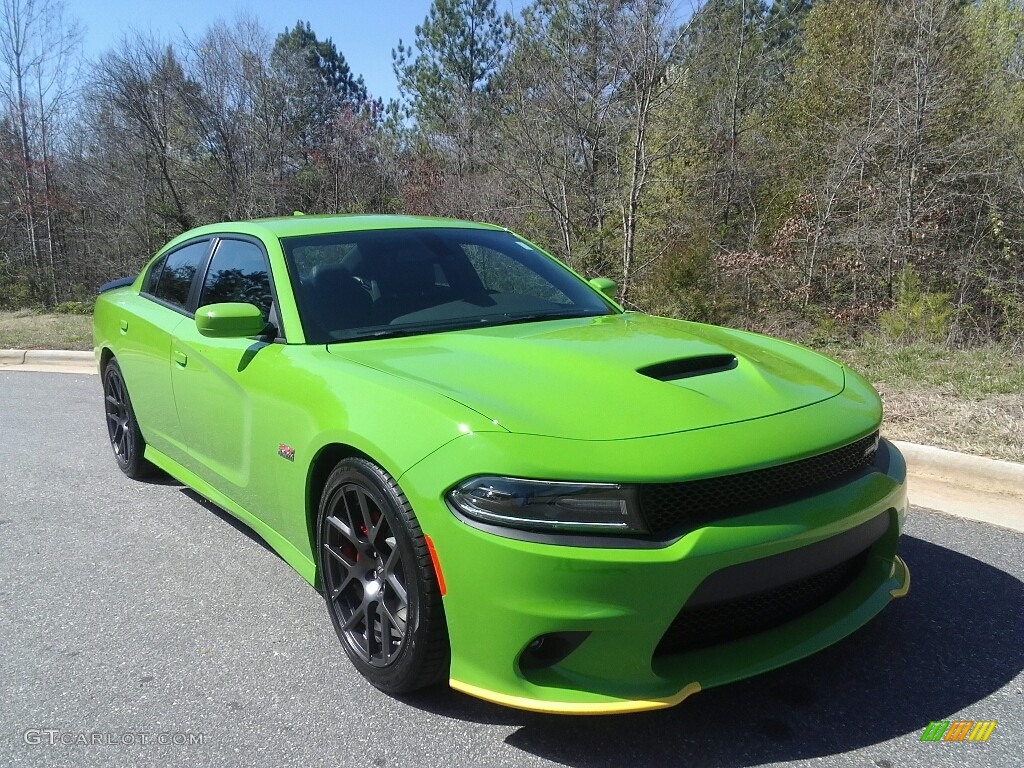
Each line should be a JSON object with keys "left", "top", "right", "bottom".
{"left": 1, "top": 371, "right": 1021, "bottom": 768}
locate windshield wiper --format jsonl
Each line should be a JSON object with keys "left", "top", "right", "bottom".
{"left": 330, "top": 327, "right": 436, "bottom": 342}
{"left": 478, "top": 310, "right": 602, "bottom": 327}
{"left": 329, "top": 318, "right": 480, "bottom": 342}
{"left": 327, "top": 310, "right": 603, "bottom": 343}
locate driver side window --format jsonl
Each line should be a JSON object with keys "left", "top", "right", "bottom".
{"left": 198, "top": 239, "right": 274, "bottom": 322}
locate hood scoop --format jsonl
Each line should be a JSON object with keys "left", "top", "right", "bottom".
{"left": 638, "top": 354, "right": 738, "bottom": 382}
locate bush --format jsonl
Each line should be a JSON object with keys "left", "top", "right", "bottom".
{"left": 0, "top": 277, "right": 32, "bottom": 310}
{"left": 878, "top": 266, "right": 954, "bottom": 345}
{"left": 52, "top": 300, "right": 94, "bottom": 315}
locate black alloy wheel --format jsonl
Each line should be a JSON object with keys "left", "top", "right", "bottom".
{"left": 317, "top": 457, "right": 449, "bottom": 693}
{"left": 102, "top": 358, "right": 154, "bottom": 479}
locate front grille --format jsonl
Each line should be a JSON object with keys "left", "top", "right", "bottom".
{"left": 654, "top": 550, "right": 868, "bottom": 657}
{"left": 639, "top": 431, "right": 879, "bottom": 536}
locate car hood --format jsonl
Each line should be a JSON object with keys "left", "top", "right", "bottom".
{"left": 328, "top": 313, "right": 846, "bottom": 440}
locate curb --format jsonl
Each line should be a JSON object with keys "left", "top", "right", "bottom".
{"left": 893, "top": 440, "right": 1024, "bottom": 499}
{"left": 24, "top": 349, "right": 94, "bottom": 364}
{"left": 0, "top": 348, "right": 95, "bottom": 373}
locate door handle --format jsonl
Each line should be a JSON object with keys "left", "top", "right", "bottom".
{"left": 119, "top": 319, "right": 128, "bottom": 334}
{"left": 173, "top": 349, "right": 188, "bottom": 367}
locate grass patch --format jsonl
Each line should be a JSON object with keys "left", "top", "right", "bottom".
{"left": 815, "top": 340, "right": 1023, "bottom": 462}
{"left": 0, "top": 310, "right": 93, "bottom": 351}
{"left": 819, "top": 340, "right": 1024, "bottom": 397}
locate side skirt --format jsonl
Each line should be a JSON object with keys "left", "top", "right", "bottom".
{"left": 144, "top": 444, "right": 317, "bottom": 586}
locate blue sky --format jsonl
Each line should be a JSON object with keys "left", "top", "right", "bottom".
{"left": 72, "top": 1, "right": 523, "bottom": 103}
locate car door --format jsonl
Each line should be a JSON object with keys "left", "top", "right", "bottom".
{"left": 117, "top": 238, "right": 212, "bottom": 465}
{"left": 169, "top": 236, "right": 286, "bottom": 511}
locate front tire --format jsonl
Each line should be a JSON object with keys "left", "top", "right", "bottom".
{"left": 102, "top": 358, "right": 155, "bottom": 479}
{"left": 317, "top": 457, "right": 449, "bottom": 694}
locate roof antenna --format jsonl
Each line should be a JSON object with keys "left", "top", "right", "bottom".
{"left": 292, "top": 211, "right": 305, "bottom": 217}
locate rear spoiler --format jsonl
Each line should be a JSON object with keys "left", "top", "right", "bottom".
{"left": 97, "top": 276, "right": 136, "bottom": 294}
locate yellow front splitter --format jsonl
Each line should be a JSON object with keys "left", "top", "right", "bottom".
{"left": 448, "top": 678, "right": 701, "bottom": 715}
{"left": 450, "top": 556, "right": 908, "bottom": 715}
{"left": 890, "top": 555, "right": 911, "bottom": 598}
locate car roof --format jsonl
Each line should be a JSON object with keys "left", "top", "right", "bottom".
{"left": 165, "top": 214, "right": 507, "bottom": 247}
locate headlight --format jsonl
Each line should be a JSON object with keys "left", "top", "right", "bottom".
{"left": 447, "top": 476, "right": 648, "bottom": 534}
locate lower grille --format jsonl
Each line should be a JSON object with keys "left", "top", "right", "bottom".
{"left": 654, "top": 551, "right": 868, "bottom": 657}
{"left": 639, "top": 431, "right": 880, "bottom": 536}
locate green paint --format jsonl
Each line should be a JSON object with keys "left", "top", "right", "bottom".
{"left": 94, "top": 214, "right": 909, "bottom": 711}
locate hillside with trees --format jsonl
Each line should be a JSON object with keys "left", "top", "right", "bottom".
{"left": 1, "top": 0, "right": 1022, "bottom": 349}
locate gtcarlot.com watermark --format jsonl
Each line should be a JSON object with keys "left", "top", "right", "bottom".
{"left": 24, "top": 729, "right": 207, "bottom": 747}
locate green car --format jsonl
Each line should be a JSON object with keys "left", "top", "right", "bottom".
{"left": 93, "top": 214, "right": 909, "bottom": 714}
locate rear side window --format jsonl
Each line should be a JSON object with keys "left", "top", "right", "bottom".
{"left": 152, "top": 241, "right": 209, "bottom": 309}
{"left": 199, "top": 239, "right": 273, "bottom": 321}
{"left": 142, "top": 253, "right": 168, "bottom": 294}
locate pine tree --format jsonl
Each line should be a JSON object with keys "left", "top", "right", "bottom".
{"left": 272, "top": 21, "right": 372, "bottom": 165}
{"left": 393, "top": 0, "right": 510, "bottom": 174}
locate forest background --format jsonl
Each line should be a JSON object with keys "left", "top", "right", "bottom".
{"left": 0, "top": 0, "right": 1021, "bottom": 457}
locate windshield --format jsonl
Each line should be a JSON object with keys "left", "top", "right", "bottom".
{"left": 281, "top": 227, "right": 616, "bottom": 343}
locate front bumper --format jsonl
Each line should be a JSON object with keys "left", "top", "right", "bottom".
{"left": 399, "top": 428, "right": 909, "bottom": 714}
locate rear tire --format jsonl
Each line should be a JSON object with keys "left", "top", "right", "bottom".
{"left": 102, "top": 358, "right": 156, "bottom": 479}
{"left": 317, "top": 457, "right": 450, "bottom": 694}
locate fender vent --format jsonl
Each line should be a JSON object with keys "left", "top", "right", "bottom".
{"left": 638, "top": 354, "right": 737, "bottom": 382}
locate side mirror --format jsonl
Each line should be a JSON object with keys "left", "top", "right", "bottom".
{"left": 589, "top": 277, "right": 618, "bottom": 301}
{"left": 195, "top": 303, "right": 268, "bottom": 338}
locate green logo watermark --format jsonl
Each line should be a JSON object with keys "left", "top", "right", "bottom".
{"left": 920, "top": 720, "right": 997, "bottom": 742}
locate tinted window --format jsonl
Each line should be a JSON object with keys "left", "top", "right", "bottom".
{"left": 281, "top": 228, "right": 614, "bottom": 343}
{"left": 142, "top": 253, "right": 167, "bottom": 295}
{"left": 199, "top": 239, "right": 273, "bottom": 321}
{"left": 288, "top": 241, "right": 359, "bottom": 276}
{"left": 464, "top": 244, "right": 571, "bottom": 305}
{"left": 153, "top": 241, "right": 208, "bottom": 309}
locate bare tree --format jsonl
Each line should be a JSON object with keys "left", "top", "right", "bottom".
{"left": 181, "top": 16, "right": 286, "bottom": 219}
{"left": 0, "top": 0, "right": 80, "bottom": 304}
{"left": 498, "top": 0, "right": 680, "bottom": 303}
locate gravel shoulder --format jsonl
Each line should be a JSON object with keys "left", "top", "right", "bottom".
{"left": 879, "top": 384, "right": 1023, "bottom": 462}
{"left": 819, "top": 341, "right": 1024, "bottom": 462}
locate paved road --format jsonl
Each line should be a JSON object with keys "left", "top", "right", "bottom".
{"left": 1, "top": 371, "right": 1021, "bottom": 768}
